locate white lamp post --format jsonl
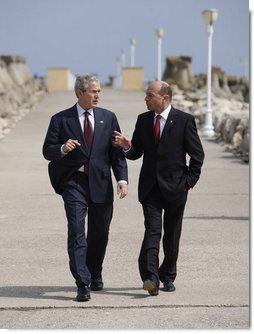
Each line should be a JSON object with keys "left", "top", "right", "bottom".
{"left": 121, "top": 48, "right": 126, "bottom": 68}
{"left": 129, "top": 38, "right": 137, "bottom": 67}
{"left": 112, "top": 56, "right": 122, "bottom": 89}
{"left": 202, "top": 9, "right": 218, "bottom": 137}
{"left": 116, "top": 56, "right": 121, "bottom": 76}
{"left": 155, "top": 28, "right": 164, "bottom": 80}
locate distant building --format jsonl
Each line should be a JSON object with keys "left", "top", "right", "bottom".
{"left": 120, "top": 67, "right": 144, "bottom": 90}
{"left": 47, "top": 67, "right": 76, "bottom": 92}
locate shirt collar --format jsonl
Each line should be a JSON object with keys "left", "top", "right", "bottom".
{"left": 154, "top": 104, "right": 171, "bottom": 120}
{"left": 76, "top": 103, "right": 94, "bottom": 117}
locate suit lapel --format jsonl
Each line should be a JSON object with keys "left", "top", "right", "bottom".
{"left": 160, "top": 107, "right": 178, "bottom": 142}
{"left": 65, "top": 105, "right": 87, "bottom": 153}
{"left": 147, "top": 111, "right": 156, "bottom": 145}
{"left": 65, "top": 106, "right": 107, "bottom": 155}
{"left": 91, "top": 108, "right": 106, "bottom": 153}
{"left": 149, "top": 109, "right": 176, "bottom": 145}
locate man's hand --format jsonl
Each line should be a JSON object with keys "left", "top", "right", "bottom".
{"left": 63, "top": 139, "right": 81, "bottom": 153}
{"left": 113, "top": 131, "right": 131, "bottom": 150}
{"left": 117, "top": 183, "right": 128, "bottom": 199}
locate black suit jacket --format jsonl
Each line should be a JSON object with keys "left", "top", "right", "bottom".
{"left": 43, "top": 105, "right": 128, "bottom": 203}
{"left": 125, "top": 107, "right": 204, "bottom": 203}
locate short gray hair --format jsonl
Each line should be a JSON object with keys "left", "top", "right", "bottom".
{"left": 74, "top": 74, "right": 100, "bottom": 92}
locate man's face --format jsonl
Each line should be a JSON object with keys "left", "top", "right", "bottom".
{"left": 78, "top": 81, "right": 101, "bottom": 109}
{"left": 145, "top": 83, "right": 164, "bottom": 112}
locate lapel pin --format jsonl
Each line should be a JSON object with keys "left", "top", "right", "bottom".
{"left": 170, "top": 120, "right": 173, "bottom": 124}
{"left": 100, "top": 121, "right": 104, "bottom": 123}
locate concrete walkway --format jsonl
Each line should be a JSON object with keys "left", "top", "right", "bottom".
{"left": 0, "top": 88, "right": 249, "bottom": 329}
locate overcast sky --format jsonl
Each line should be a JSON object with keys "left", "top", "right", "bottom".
{"left": 0, "top": 0, "right": 249, "bottom": 83}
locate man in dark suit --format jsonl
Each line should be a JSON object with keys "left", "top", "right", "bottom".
{"left": 114, "top": 80, "right": 204, "bottom": 296}
{"left": 43, "top": 74, "right": 128, "bottom": 302}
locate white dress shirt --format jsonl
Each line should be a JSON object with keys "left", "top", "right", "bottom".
{"left": 76, "top": 103, "right": 94, "bottom": 131}
{"left": 124, "top": 104, "right": 172, "bottom": 153}
{"left": 154, "top": 104, "right": 172, "bottom": 137}
{"left": 61, "top": 103, "right": 127, "bottom": 184}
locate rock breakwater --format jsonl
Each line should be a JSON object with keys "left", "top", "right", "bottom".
{"left": 163, "top": 55, "right": 249, "bottom": 162}
{"left": 0, "top": 55, "right": 46, "bottom": 139}
{"left": 172, "top": 86, "right": 249, "bottom": 162}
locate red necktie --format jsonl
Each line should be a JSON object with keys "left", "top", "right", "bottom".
{"left": 84, "top": 111, "right": 93, "bottom": 176}
{"left": 154, "top": 115, "right": 161, "bottom": 144}
{"left": 84, "top": 111, "right": 93, "bottom": 151}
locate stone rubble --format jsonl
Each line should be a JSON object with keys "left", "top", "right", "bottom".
{"left": 164, "top": 56, "right": 249, "bottom": 162}
{"left": 172, "top": 86, "right": 249, "bottom": 162}
{"left": 0, "top": 55, "right": 46, "bottom": 140}
{"left": 0, "top": 54, "right": 249, "bottom": 162}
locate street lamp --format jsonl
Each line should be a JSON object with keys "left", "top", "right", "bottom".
{"left": 202, "top": 9, "right": 218, "bottom": 137}
{"left": 116, "top": 56, "right": 121, "bottom": 76}
{"left": 129, "top": 38, "right": 137, "bottom": 67}
{"left": 121, "top": 48, "right": 126, "bottom": 68}
{"left": 113, "top": 56, "right": 122, "bottom": 89}
{"left": 155, "top": 28, "right": 164, "bottom": 80}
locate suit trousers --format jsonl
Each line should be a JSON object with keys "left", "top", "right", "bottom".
{"left": 62, "top": 172, "right": 113, "bottom": 288}
{"left": 139, "top": 183, "right": 188, "bottom": 286}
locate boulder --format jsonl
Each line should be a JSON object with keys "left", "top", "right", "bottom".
{"left": 162, "top": 56, "right": 195, "bottom": 90}
{"left": 172, "top": 85, "right": 249, "bottom": 162}
{"left": 0, "top": 55, "right": 46, "bottom": 140}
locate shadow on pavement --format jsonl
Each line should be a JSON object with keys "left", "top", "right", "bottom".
{"left": 0, "top": 285, "right": 148, "bottom": 302}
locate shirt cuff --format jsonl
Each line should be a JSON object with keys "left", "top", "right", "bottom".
{"left": 60, "top": 144, "right": 68, "bottom": 155}
{"left": 123, "top": 145, "right": 132, "bottom": 153}
{"left": 118, "top": 180, "right": 128, "bottom": 184}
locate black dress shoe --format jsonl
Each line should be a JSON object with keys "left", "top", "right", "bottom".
{"left": 162, "top": 280, "right": 176, "bottom": 292}
{"left": 76, "top": 285, "right": 91, "bottom": 302}
{"left": 90, "top": 278, "right": 104, "bottom": 291}
{"left": 143, "top": 279, "right": 159, "bottom": 296}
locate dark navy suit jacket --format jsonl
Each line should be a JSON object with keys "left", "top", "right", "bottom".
{"left": 43, "top": 105, "right": 128, "bottom": 203}
{"left": 125, "top": 106, "right": 204, "bottom": 203}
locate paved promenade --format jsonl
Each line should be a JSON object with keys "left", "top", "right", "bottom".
{"left": 0, "top": 88, "right": 249, "bottom": 329}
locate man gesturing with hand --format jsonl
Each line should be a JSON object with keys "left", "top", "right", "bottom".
{"left": 43, "top": 74, "right": 128, "bottom": 302}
